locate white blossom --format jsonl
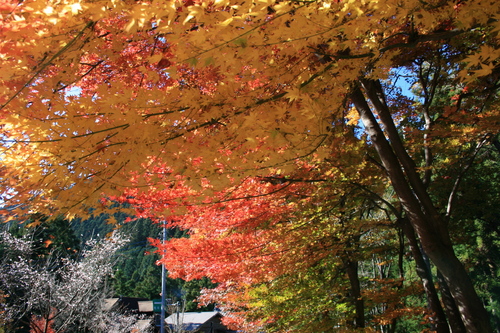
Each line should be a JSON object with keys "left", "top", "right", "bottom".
{"left": 0, "top": 231, "right": 149, "bottom": 332}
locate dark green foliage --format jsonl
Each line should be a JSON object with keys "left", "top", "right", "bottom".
{"left": 7, "top": 214, "right": 81, "bottom": 261}
{"left": 449, "top": 147, "right": 500, "bottom": 330}
{"left": 72, "top": 214, "right": 213, "bottom": 310}
{"left": 70, "top": 213, "right": 114, "bottom": 243}
{"left": 183, "top": 278, "right": 216, "bottom": 311}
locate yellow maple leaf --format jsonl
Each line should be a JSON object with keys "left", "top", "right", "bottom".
{"left": 285, "top": 87, "right": 301, "bottom": 102}
{"left": 346, "top": 106, "right": 360, "bottom": 126}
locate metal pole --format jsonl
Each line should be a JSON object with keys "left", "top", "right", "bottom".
{"left": 160, "top": 224, "right": 167, "bottom": 333}
{"left": 175, "top": 301, "right": 181, "bottom": 333}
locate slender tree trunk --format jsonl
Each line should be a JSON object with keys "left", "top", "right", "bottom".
{"left": 345, "top": 259, "right": 364, "bottom": 328}
{"left": 401, "top": 219, "right": 449, "bottom": 333}
{"left": 437, "top": 270, "right": 467, "bottom": 333}
{"left": 351, "top": 82, "right": 493, "bottom": 333}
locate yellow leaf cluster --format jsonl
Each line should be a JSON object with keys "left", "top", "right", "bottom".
{"left": 0, "top": 0, "right": 499, "bottom": 218}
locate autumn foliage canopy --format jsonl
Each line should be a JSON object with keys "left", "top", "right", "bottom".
{"left": 2, "top": 0, "right": 500, "bottom": 331}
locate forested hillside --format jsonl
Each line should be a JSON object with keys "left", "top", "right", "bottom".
{"left": 72, "top": 214, "right": 216, "bottom": 311}
{"left": 4, "top": 214, "right": 214, "bottom": 312}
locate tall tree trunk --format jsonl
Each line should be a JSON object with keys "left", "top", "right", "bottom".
{"left": 345, "top": 259, "right": 365, "bottom": 328}
{"left": 437, "top": 270, "right": 467, "bottom": 333}
{"left": 351, "top": 82, "right": 493, "bottom": 333}
{"left": 401, "top": 219, "right": 449, "bottom": 333}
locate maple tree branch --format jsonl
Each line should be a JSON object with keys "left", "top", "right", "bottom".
{"left": 0, "top": 20, "right": 95, "bottom": 111}
{"left": 61, "top": 183, "right": 105, "bottom": 216}
{"left": 253, "top": 30, "right": 472, "bottom": 116}
{"left": 182, "top": 3, "right": 309, "bottom": 63}
{"left": 71, "top": 124, "right": 130, "bottom": 139}
{"left": 446, "top": 135, "right": 490, "bottom": 218}
{"left": 379, "top": 29, "right": 466, "bottom": 54}
{"left": 315, "top": 29, "right": 472, "bottom": 64}
{"left": 214, "top": 180, "right": 292, "bottom": 204}
{"left": 159, "top": 117, "right": 222, "bottom": 144}
{"left": 3, "top": 0, "right": 23, "bottom": 20}
{"left": 416, "top": 58, "right": 441, "bottom": 187}
{"left": 54, "top": 59, "right": 105, "bottom": 93}
{"left": 258, "top": 176, "right": 327, "bottom": 183}
{"left": 254, "top": 27, "right": 336, "bottom": 47}
{"left": 142, "top": 108, "right": 187, "bottom": 119}
{"left": 77, "top": 142, "right": 127, "bottom": 160}
{"left": 350, "top": 182, "right": 401, "bottom": 219}
{"left": 2, "top": 124, "right": 131, "bottom": 144}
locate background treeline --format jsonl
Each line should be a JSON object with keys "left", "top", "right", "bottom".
{"left": 5, "top": 213, "right": 214, "bottom": 312}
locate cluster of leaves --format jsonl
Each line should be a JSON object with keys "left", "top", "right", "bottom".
{"left": 116, "top": 147, "right": 415, "bottom": 331}
{"left": 1, "top": 0, "right": 497, "bottom": 217}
